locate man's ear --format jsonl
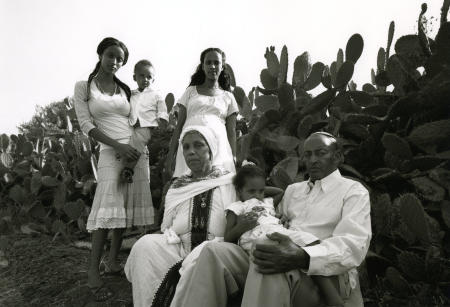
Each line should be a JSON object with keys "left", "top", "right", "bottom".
{"left": 133, "top": 74, "right": 136, "bottom": 82}
{"left": 333, "top": 150, "right": 344, "bottom": 166}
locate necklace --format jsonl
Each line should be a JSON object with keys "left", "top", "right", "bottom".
{"left": 95, "top": 77, "right": 117, "bottom": 95}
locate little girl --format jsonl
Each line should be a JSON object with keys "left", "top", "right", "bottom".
{"left": 120, "top": 59, "right": 168, "bottom": 182}
{"left": 225, "top": 164, "right": 344, "bottom": 307}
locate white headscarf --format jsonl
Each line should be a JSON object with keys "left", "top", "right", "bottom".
{"left": 162, "top": 126, "right": 234, "bottom": 231}
{"left": 179, "top": 125, "right": 218, "bottom": 169}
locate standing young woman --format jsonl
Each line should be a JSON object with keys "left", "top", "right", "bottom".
{"left": 165, "top": 48, "right": 239, "bottom": 178}
{"left": 73, "top": 37, "right": 153, "bottom": 301}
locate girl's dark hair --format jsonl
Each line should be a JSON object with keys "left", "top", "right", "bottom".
{"left": 189, "top": 48, "right": 231, "bottom": 91}
{"left": 86, "top": 37, "right": 131, "bottom": 101}
{"left": 233, "top": 164, "right": 265, "bottom": 191}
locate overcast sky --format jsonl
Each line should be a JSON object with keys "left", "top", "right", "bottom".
{"left": 0, "top": 0, "right": 444, "bottom": 134}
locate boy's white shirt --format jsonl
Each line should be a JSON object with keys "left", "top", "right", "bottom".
{"left": 129, "top": 87, "right": 169, "bottom": 128}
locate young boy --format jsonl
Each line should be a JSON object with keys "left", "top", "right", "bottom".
{"left": 121, "top": 60, "right": 169, "bottom": 183}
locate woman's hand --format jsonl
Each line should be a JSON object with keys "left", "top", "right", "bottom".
{"left": 236, "top": 211, "right": 259, "bottom": 233}
{"left": 115, "top": 143, "right": 140, "bottom": 161}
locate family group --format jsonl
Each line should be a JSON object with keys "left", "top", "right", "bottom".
{"left": 73, "top": 37, "right": 371, "bottom": 307}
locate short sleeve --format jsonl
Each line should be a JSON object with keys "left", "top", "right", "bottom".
{"left": 177, "top": 86, "right": 194, "bottom": 107}
{"left": 226, "top": 92, "right": 239, "bottom": 117}
{"left": 226, "top": 201, "right": 244, "bottom": 215}
{"left": 73, "top": 81, "right": 96, "bottom": 135}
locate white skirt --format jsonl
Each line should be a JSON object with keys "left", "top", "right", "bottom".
{"left": 86, "top": 148, "right": 154, "bottom": 231}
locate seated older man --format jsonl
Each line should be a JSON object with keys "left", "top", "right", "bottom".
{"left": 170, "top": 131, "right": 372, "bottom": 307}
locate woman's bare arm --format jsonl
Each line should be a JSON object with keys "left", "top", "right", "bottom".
{"left": 225, "top": 113, "right": 237, "bottom": 159}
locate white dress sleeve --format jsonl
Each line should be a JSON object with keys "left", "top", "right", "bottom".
{"left": 226, "top": 91, "right": 239, "bottom": 117}
{"left": 177, "top": 86, "right": 194, "bottom": 108}
{"left": 73, "top": 81, "right": 96, "bottom": 135}
{"left": 225, "top": 200, "right": 244, "bottom": 215}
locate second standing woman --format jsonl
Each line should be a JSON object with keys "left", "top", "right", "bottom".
{"left": 166, "top": 47, "right": 238, "bottom": 178}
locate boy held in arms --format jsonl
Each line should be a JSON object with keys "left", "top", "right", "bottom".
{"left": 120, "top": 60, "right": 168, "bottom": 182}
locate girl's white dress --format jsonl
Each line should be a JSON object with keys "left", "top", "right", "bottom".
{"left": 73, "top": 81, "right": 154, "bottom": 231}
{"left": 226, "top": 198, "right": 297, "bottom": 252}
{"left": 173, "top": 86, "right": 238, "bottom": 177}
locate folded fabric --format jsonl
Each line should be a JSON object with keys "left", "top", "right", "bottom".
{"left": 179, "top": 237, "right": 224, "bottom": 275}
{"left": 164, "top": 228, "right": 181, "bottom": 244}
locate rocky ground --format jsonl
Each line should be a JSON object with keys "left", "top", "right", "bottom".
{"left": 0, "top": 233, "right": 134, "bottom": 307}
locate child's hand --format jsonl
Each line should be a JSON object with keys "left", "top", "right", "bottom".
{"left": 276, "top": 213, "right": 290, "bottom": 228}
{"left": 236, "top": 211, "right": 258, "bottom": 232}
{"left": 158, "top": 119, "right": 168, "bottom": 131}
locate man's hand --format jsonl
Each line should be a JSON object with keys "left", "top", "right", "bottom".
{"left": 252, "top": 232, "right": 309, "bottom": 274}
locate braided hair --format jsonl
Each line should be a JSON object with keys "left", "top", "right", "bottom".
{"left": 189, "top": 48, "right": 231, "bottom": 91}
{"left": 86, "top": 37, "right": 131, "bottom": 101}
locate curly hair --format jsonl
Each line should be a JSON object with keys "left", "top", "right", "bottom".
{"left": 86, "top": 37, "right": 131, "bottom": 101}
{"left": 232, "top": 164, "right": 265, "bottom": 191}
{"left": 189, "top": 48, "right": 231, "bottom": 91}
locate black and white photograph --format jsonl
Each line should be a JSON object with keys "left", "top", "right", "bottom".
{"left": 1, "top": 0, "right": 449, "bottom": 306}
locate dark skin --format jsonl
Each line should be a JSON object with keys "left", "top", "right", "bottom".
{"left": 164, "top": 51, "right": 237, "bottom": 180}
{"left": 252, "top": 134, "right": 341, "bottom": 274}
{"left": 224, "top": 181, "right": 284, "bottom": 244}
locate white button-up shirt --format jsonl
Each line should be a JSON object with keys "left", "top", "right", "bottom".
{"left": 129, "top": 88, "right": 169, "bottom": 128}
{"left": 278, "top": 169, "right": 371, "bottom": 285}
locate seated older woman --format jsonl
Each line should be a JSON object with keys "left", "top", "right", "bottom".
{"left": 124, "top": 125, "right": 236, "bottom": 307}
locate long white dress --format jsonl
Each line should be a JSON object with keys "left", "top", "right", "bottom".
{"left": 73, "top": 81, "right": 154, "bottom": 230}
{"left": 124, "top": 182, "right": 236, "bottom": 307}
{"left": 173, "top": 86, "right": 238, "bottom": 177}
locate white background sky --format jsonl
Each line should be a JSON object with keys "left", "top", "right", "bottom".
{"left": 0, "top": 0, "right": 444, "bottom": 134}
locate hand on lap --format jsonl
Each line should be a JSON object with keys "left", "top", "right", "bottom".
{"left": 252, "top": 232, "right": 309, "bottom": 274}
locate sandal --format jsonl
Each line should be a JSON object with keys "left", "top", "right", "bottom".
{"left": 100, "top": 257, "right": 125, "bottom": 276}
{"left": 88, "top": 282, "right": 114, "bottom": 302}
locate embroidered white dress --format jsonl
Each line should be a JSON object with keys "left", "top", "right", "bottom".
{"left": 73, "top": 81, "right": 154, "bottom": 231}
{"left": 173, "top": 86, "right": 238, "bottom": 177}
{"left": 124, "top": 182, "right": 236, "bottom": 307}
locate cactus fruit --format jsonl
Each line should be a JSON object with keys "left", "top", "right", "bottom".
{"left": 264, "top": 46, "right": 280, "bottom": 78}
